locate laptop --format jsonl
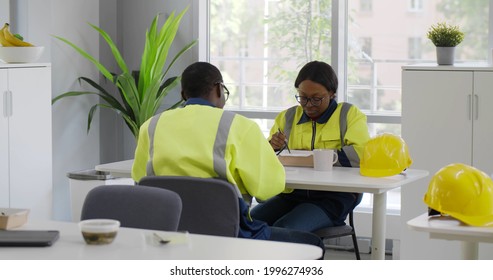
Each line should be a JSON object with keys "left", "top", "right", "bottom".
{"left": 0, "top": 230, "right": 60, "bottom": 247}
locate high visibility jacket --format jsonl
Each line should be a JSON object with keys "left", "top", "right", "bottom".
{"left": 269, "top": 100, "right": 370, "bottom": 225}
{"left": 270, "top": 100, "right": 370, "bottom": 167}
{"left": 132, "top": 98, "right": 286, "bottom": 238}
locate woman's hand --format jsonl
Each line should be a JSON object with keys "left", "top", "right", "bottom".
{"left": 270, "top": 131, "right": 287, "bottom": 151}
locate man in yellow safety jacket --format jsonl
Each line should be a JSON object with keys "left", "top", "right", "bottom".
{"left": 251, "top": 61, "right": 370, "bottom": 232}
{"left": 132, "top": 62, "right": 324, "bottom": 251}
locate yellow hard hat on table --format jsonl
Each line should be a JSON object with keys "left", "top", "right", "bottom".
{"left": 360, "top": 133, "right": 412, "bottom": 177}
{"left": 424, "top": 163, "right": 493, "bottom": 227}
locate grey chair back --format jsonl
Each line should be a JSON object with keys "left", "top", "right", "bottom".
{"left": 138, "top": 176, "right": 240, "bottom": 237}
{"left": 80, "top": 184, "right": 182, "bottom": 231}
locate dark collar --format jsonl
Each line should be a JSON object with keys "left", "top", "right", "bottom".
{"left": 184, "top": 98, "right": 216, "bottom": 108}
{"left": 297, "top": 99, "right": 338, "bottom": 124}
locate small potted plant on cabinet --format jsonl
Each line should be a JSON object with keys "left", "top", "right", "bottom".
{"left": 427, "top": 22, "right": 464, "bottom": 65}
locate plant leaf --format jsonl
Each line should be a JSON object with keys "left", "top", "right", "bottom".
{"left": 115, "top": 73, "right": 146, "bottom": 127}
{"left": 53, "top": 35, "right": 114, "bottom": 81}
{"left": 162, "top": 39, "right": 197, "bottom": 79}
{"left": 89, "top": 23, "right": 129, "bottom": 74}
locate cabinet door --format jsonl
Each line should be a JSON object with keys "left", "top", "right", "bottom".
{"left": 8, "top": 67, "right": 52, "bottom": 219}
{"left": 0, "top": 70, "right": 9, "bottom": 207}
{"left": 402, "top": 70, "right": 473, "bottom": 172}
{"left": 401, "top": 69, "right": 473, "bottom": 259}
{"left": 473, "top": 71, "right": 493, "bottom": 176}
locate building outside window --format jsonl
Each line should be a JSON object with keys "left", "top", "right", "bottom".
{"left": 209, "top": 0, "right": 489, "bottom": 213}
{"left": 359, "top": 37, "right": 372, "bottom": 57}
{"left": 408, "top": 0, "right": 424, "bottom": 12}
{"left": 408, "top": 37, "right": 422, "bottom": 59}
{"left": 360, "top": 0, "right": 372, "bottom": 13}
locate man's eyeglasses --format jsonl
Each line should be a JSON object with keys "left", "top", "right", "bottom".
{"left": 216, "top": 82, "right": 230, "bottom": 101}
{"left": 295, "top": 95, "right": 328, "bottom": 106}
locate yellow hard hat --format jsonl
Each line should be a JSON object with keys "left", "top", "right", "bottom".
{"left": 424, "top": 163, "right": 493, "bottom": 227}
{"left": 360, "top": 133, "right": 412, "bottom": 177}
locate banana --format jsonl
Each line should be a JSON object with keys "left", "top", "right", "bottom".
{"left": 0, "top": 24, "right": 15, "bottom": 46}
{"left": 2, "top": 23, "right": 34, "bottom": 47}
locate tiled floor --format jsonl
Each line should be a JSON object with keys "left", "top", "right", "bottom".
{"left": 323, "top": 248, "right": 392, "bottom": 260}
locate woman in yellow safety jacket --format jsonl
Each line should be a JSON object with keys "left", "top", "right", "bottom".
{"left": 132, "top": 62, "right": 324, "bottom": 251}
{"left": 251, "top": 61, "right": 370, "bottom": 232}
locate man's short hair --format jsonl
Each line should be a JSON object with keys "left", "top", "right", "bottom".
{"left": 181, "top": 62, "right": 223, "bottom": 99}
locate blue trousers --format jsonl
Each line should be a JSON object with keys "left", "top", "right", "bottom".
{"left": 251, "top": 196, "right": 335, "bottom": 232}
{"left": 268, "top": 226, "right": 325, "bottom": 258}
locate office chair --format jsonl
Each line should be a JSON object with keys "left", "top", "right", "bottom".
{"left": 138, "top": 176, "right": 240, "bottom": 237}
{"left": 313, "top": 193, "right": 363, "bottom": 260}
{"left": 80, "top": 184, "right": 182, "bottom": 231}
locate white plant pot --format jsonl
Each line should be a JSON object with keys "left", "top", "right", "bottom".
{"left": 436, "top": 47, "right": 455, "bottom": 65}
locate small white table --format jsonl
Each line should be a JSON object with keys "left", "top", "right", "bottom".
{"left": 96, "top": 160, "right": 429, "bottom": 260}
{"left": 96, "top": 159, "right": 134, "bottom": 178}
{"left": 407, "top": 213, "right": 493, "bottom": 260}
{"left": 1, "top": 220, "right": 322, "bottom": 260}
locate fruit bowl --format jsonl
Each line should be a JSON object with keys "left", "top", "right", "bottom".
{"left": 0, "top": 46, "right": 44, "bottom": 63}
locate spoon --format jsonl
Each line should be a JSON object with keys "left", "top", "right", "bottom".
{"left": 153, "top": 233, "right": 171, "bottom": 244}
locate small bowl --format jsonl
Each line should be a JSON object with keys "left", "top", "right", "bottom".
{"left": 0, "top": 46, "right": 44, "bottom": 63}
{"left": 79, "top": 219, "right": 120, "bottom": 245}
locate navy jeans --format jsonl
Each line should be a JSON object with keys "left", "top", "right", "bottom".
{"left": 269, "top": 226, "right": 325, "bottom": 258}
{"left": 251, "top": 196, "right": 335, "bottom": 232}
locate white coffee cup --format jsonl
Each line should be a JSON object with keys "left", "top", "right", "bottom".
{"left": 313, "top": 149, "right": 338, "bottom": 171}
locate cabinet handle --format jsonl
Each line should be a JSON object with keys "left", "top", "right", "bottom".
{"left": 467, "top": 94, "right": 472, "bottom": 120}
{"left": 3, "top": 91, "right": 12, "bottom": 117}
{"left": 474, "top": 94, "right": 479, "bottom": 120}
{"left": 2, "top": 91, "right": 5, "bottom": 117}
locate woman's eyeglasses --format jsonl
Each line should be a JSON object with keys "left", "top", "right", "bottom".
{"left": 216, "top": 82, "right": 230, "bottom": 101}
{"left": 295, "top": 95, "right": 328, "bottom": 106}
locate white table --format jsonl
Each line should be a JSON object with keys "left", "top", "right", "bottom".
{"left": 96, "top": 159, "right": 134, "bottom": 178}
{"left": 0, "top": 220, "right": 322, "bottom": 260}
{"left": 96, "top": 160, "right": 429, "bottom": 260}
{"left": 407, "top": 213, "right": 493, "bottom": 260}
{"left": 284, "top": 166, "right": 428, "bottom": 260}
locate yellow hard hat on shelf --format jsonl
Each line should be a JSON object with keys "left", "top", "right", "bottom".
{"left": 424, "top": 163, "right": 493, "bottom": 227}
{"left": 360, "top": 133, "right": 412, "bottom": 177}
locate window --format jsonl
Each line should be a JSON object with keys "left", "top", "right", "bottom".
{"left": 210, "top": 0, "right": 332, "bottom": 116}
{"left": 408, "top": 0, "right": 423, "bottom": 12}
{"left": 359, "top": 37, "right": 372, "bottom": 57}
{"left": 209, "top": 0, "right": 491, "bottom": 212}
{"left": 408, "top": 37, "right": 422, "bottom": 59}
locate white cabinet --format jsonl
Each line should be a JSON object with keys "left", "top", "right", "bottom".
{"left": 401, "top": 64, "right": 493, "bottom": 259}
{"left": 1, "top": 64, "right": 52, "bottom": 219}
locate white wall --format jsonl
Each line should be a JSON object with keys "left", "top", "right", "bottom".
{"left": 51, "top": 0, "right": 102, "bottom": 221}
{"left": 0, "top": 0, "right": 8, "bottom": 23}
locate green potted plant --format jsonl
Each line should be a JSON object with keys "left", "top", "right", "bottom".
{"left": 426, "top": 22, "right": 464, "bottom": 65}
{"left": 52, "top": 7, "right": 196, "bottom": 140}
